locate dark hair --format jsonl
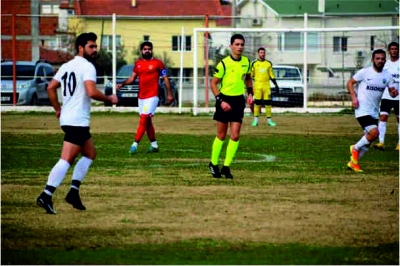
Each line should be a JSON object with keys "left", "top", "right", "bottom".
{"left": 230, "top": 34, "right": 245, "bottom": 45}
{"left": 258, "top": 47, "right": 265, "bottom": 52}
{"left": 388, "top": 41, "right": 399, "bottom": 50}
{"left": 140, "top": 41, "right": 153, "bottom": 50}
{"left": 372, "top": 49, "right": 386, "bottom": 59}
{"left": 75, "top": 32, "right": 97, "bottom": 54}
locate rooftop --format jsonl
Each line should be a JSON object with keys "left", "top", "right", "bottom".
{"left": 261, "top": 0, "right": 398, "bottom": 15}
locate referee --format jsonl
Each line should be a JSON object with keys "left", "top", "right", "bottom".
{"left": 208, "top": 33, "right": 253, "bottom": 179}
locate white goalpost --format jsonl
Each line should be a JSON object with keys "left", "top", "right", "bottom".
{"left": 192, "top": 24, "right": 400, "bottom": 116}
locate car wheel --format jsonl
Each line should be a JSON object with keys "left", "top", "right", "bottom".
{"left": 30, "top": 93, "right": 39, "bottom": 106}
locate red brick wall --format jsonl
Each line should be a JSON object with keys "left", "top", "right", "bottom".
{"left": 39, "top": 17, "right": 58, "bottom": 35}
{"left": 1, "top": 1, "right": 58, "bottom": 61}
{"left": 1, "top": 40, "right": 32, "bottom": 61}
{"left": 1, "top": 16, "right": 31, "bottom": 36}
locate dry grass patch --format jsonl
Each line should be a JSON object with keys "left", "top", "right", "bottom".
{"left": 2, "top": 113, "right": 398, "bottom": 257}
{"left": 2, "top": 174, "right": 398, "bottom": 249}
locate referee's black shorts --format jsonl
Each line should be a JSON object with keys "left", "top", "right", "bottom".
{"left": 61, "top": 126, "right": 92, "bottom": 147}
{"left": 213, "top": 94, "right": 246, "bottom": 124}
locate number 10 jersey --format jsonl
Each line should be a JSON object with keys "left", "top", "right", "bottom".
{"left": 54, "top": 56, "right": 97, "bottom": 127}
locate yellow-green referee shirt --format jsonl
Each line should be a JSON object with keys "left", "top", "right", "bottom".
{"left": 213, "top": 55, "right": 251, "bottom": 96}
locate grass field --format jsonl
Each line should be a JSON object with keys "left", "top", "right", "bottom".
{"left": 1, "top": 112, "right": 399, "bottom": 265}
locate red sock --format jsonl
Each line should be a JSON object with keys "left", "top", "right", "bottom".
{"left": 135, "top": 114, "right": 148, "bottom": 142}
{"left": 146, "top": 116, "right": 156, "bottom": 142}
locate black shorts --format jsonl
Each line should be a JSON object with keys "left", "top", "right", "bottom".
{"left": 213, "top": 94, "right": 246, "bottom": 124}
{"left": 380, "top": 99, "right": 399, "bottom": 116}
{"left": 356, "top": 116, "right": 378, "bottom": 130}
{"left": 61, "top": 126, "right": 91, "bottom": 147}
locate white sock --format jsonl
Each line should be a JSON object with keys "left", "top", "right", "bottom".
{"left": 358, "top": 146, "right": 369, "bottom": 159}
{"left": 46, "top": 159, "right": 70, "bottom": 188}
{"left": 267, "top": 118, "right": 271, "bottom": 123}
{"left": 354, "top": 136, "right": 370, "bottom": 150}
{"left": 132, "top": 142, "right": 138, "bottom": 147}
{"left": 378, "top": 121, "right": 387, "bottom": 143}
{"left": 71, "top": 157, "right": 93, "bottom": 185}
{"left": 151, "top": 141, "right": 158, "bottom": 148}
{"left": 253, "top": 117, "right": 259, "bottom": 123}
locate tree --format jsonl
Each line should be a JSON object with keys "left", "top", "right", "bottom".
{"left": 96, "top": 45, "right": 127, "bottom": 76}
{"left": 208, "top": 45, "right": 231, "bottom": 74}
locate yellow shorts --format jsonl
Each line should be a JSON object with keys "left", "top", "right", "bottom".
{"left": 254, "top": 87, "right": 271, "bottom": 101}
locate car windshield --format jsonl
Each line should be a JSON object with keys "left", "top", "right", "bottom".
{"left": 273, "top": 68, "right": 301, "bottom": 81}
{"left": 117, "top": 65, "right": 133, "bottom": 78}
{"left": 1, "top": 64, "right": 36, "bottom": 80}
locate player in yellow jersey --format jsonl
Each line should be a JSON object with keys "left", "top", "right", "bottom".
{"left": 208, "top": 34, "right": 253, "bottom": 179}
{"left": 250, "top": 47, "right": 280, "bottom": 126}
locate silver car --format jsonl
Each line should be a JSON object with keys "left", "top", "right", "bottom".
{"left": 1, "top": 60, "right": 54, "bottom": 105}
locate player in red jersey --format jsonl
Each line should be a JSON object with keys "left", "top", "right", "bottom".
{"left": 117, "top": 41, "right": 173, "bottom": 154}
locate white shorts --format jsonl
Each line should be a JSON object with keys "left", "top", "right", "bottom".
{"left": 138, "top": 96, "right": 159, "bottom": 116}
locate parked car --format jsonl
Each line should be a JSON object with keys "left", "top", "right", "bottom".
{"left": 270, "top": 65, "right": 304, "bottom": 107}
{"left": 104, "top": 64, "right": 179, "bottom": 107}
{"left": 1, "top": 60, "right": 54, "bottom": 105}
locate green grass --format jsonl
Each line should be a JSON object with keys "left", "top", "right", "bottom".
{"left": 1, "top": 113, "right": 399, "bottom": 265}
{"left": 3, "top": 241, "right": 398, "bottom": 265}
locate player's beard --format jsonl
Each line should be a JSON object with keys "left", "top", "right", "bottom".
{"left": 142, "top": 52, "right": 152, "bottom": 60}
{"left": 84, "top": 51, "right": 98, "bottom": 63}
{"left": 373, "top": 62, "right": 384, "bottom": 72}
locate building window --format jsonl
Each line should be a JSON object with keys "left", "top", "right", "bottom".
{"left": 41, "top": 38, "right": 59, "bottom": 49}
{"left": 101, "top": 35, "right": 122, "bottom": 51}
{"left": 278, "top": 32, "right": 319, "bottom": 51}
{"left": 143, "top": 35, "right": 150, "bottom": 41}
{"left": 41, "top": 4, "right": 59, "bottom": 14}
{"left": 172, "top": 35, "right": 192, "bottom": 51}
{"left": 370, "top": 36, "right": 375, "bottom": 51}
{"left": 333, "top": 36, "right": 347, "bottom": 52}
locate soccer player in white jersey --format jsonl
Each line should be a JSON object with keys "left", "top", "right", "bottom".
{"left": 346, "top": 49, "right": 397, "bottom": 172}
{"left": 36, "top": 32, "right": 118, "bottom": 214}
{"left": 374, "top": 42, "right": 399, "bottom": 151}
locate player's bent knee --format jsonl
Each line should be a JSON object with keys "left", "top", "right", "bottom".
{"left": 365, "top": 125, "right": 379, "bottom": 139}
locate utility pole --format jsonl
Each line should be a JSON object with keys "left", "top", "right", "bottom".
{"left": 31, "top": 0, "right": 40, "bottom": 61}
{"left": 231, "top": 0, "right": 236, "bottom": 28}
